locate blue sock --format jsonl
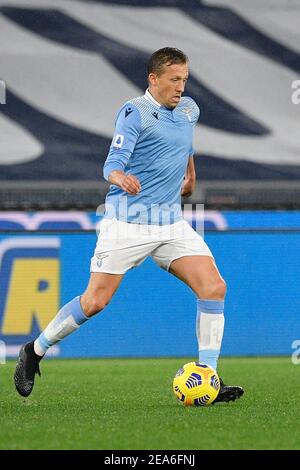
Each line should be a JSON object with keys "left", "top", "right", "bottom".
{"left": 34, "top": 296, "right": 89, "bottom": 355}
{"left": 196, "top": 299, "right": 225, "bottom": 371}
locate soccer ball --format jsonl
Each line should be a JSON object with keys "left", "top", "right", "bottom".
{"left": 173, "top": 362, "right": 220, "bottom": 406}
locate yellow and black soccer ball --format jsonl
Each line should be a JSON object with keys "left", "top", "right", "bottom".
{"left": 173, "top": 362, "right": 220, "bottom": 406}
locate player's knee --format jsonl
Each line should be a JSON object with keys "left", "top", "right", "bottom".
{"left": 211, "top": 279, "right": 227, "bottom": 299}
{"left": 202, "top": 279, "right": 227, "bottom": 300}
{"left": 81, "top": 293, "right": 112, "bottom": 317}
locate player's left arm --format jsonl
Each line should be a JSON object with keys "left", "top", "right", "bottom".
{"left": 181, "top": 155, "right": 196, "bottom": 198}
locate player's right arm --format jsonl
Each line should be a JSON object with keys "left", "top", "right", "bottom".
{"left": 103, "top": 103, "right": 142, "bottom": 195}
{"left": 108, "top": 170, "right": 141, "bottom": 195}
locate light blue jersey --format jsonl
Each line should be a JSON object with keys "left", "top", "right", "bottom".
{"left": 103, "top": 89, "right": 199, "bottom": 225}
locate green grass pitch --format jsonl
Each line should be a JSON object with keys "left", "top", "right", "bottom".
{"left": 0, "top": 357, "right": 299, "bottom": 450}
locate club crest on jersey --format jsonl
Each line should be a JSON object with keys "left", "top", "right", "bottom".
{"left": 113, "top": 134, "right": 124, "bottom": 149}
{"left": 182, "top": 108, "right": 192, "bottom": 122}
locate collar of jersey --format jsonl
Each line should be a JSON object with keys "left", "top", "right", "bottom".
{"left": 144, "top": 89, "right": 162, "bottom": 108}
{"left": 144, "top": 89, "right": 179, "bottom": 113}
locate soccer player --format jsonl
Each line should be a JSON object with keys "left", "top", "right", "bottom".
{"left": 14, "top": 47, "right": 244, "bottom": 403}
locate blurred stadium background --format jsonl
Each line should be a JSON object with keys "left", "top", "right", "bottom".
{"left": 0, "top": 0, "right": 300, "bottom": 361}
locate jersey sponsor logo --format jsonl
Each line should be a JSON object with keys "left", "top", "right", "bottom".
{"left": 113, "top": 134, "right": 124, "bottom": 149}
{"left": 125, "top": 107, "right": 133, "bottom": 118}
{"left": 0, "top": 238, "right": 60, "bottom": 356}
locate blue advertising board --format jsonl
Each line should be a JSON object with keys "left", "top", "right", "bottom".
{"left": 0, "top": 231, "right": 299, "bottom": 358}
{"left": 1, "top": 210, "right": 300, "bottom": 232}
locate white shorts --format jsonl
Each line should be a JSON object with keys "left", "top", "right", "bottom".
{"left": 90, "top": 218, "right": 213, "bottom": 274}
